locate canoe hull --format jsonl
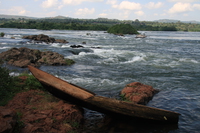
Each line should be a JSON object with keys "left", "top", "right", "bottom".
{"left": 28, "top": 65, "right": 180, "bottom": 123}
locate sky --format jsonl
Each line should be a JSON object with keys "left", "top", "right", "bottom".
{"left": 0, "top": 0, "right": 200, "bottom": 21}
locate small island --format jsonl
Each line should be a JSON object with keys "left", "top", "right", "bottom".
{"left": 107, "top": 24, "right": 139, "bottom": 35}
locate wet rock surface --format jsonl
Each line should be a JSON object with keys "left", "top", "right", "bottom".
{"left": 4, "top": 90, "right": 84, "bottom": 133}
{"left": 0, "top": 47, "right": 75, "bottom": 68}
{"left": 120, "top": 82, "right": 159, "bottom": 105}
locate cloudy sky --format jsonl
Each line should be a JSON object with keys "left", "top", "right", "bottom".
{"left": 0, "top": 0, "right": 200, "bottom": 21}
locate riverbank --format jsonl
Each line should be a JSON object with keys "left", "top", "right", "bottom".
{"left": 0, "top": 66, "right": 85, "bottom": 133}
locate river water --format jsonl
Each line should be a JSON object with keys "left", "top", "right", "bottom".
{"left": 0, "top": 28, "right": 200, "bottom": 133}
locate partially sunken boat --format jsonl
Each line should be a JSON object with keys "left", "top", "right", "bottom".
{"left": 136, "top": 34, "right": 147, "bottom": 38}
{"left": 28, "top": 65, "right": 180, "bottom": 123}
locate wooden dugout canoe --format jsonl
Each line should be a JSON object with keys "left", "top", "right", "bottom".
{"left": 28, "top": 65, "right": 180, "bottom": 123}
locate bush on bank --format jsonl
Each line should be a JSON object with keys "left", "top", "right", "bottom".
{"left": 0, "top": 66, "right": 44, "bottom": 106}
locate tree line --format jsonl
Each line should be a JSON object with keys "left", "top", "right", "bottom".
{"left": 0, "top": 18, "right": 200, "bottom": 32}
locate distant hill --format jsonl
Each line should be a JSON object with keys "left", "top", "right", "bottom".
{"left": 43, "top": 15, "right": 72, "bottom": 19}
{"left": 154, "top": 19, "right": 200, "bottom": 24}
{"left": 0, "top": 14, "right": 37, "bottom": 19}
{"left": 0, "top": 14, "right": 72, "bottom": 20}
{"left": 1, "top": 14, "right": 200, "bottom": 24}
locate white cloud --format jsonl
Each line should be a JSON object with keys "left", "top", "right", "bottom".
{"left": 75, "top": 8, "right": 95, "bottom": 16}
{"left": 7, "top": 6, "right": 27, "bottom": 15}
{"left": 99, "top": 13, "right": 108, "bottom": 17}
{"left": 168, "top": 2, "right": 193, "bottom": 14}
{"left": 19, "top": 10, "right": 27, "bottom": 15}
{"left": 146, "top": 2, "right": 164, "bottom": 9}
{"left": 62, "top": 0, "right": 103, "bottom": 5}
{"left": 193, "top": 4, "right": 200, "bottom": 10}
{"left": 41, "top": 0, "right": 58, "bottom": 8}
{"left": 106, "top": 0, "right": 119, "bottom": 8}
{"left": 168, "top": 0, "right": 200, "bottom": 2}
{"left": 120, "top": 10, "right": 130, "bottom": 19}
{"left": 134, "top": 10, "right": 144, "bottom": 16}
{"left": 106, "top": 0, "right": 117, "bottom": 5}
{"left": 116, "top": 1, "right": 142, "bottom": 10}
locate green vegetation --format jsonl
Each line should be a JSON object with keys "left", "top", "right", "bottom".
{"left": 14, "top": 111, "right": 25, "bottom": 133}
{"left": 0, "top": 32, "right": 5, "bottom": 37}
{"left": 0, "top": 20, "right": 109, "bottom": 31}
{"left": 107, "top": 24, "right": 139, "bottom": 35}
{"left": 65, "top": 59, "right": 75, "bottom": 65}
{"left": 0, "top": 17, "right": 200, "bottom": 31}
{"left": 0, "top": 66, "right": 44, "bottom": 106}
{"left": 0, "top": 66, "right": 16, "bottom": 106}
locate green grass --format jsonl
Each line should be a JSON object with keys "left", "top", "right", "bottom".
{"left": 13, "top": 111, "right": 25, "bottom": 133}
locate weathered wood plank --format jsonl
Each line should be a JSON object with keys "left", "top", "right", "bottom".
{"left": 28, "top": 65, "right": 95, "bottom": 100}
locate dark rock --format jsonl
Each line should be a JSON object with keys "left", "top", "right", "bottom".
{"left": 91, "top": 47, "right": 101, "bottom": 49}
{"left": 120, "top": 82, "right": 159, "bottom": 105}
{"left": 0, "top": 106, "right": 16, "bottom": 133}
{"left": 70, "top": 45, "right": 84, "bottom": 48}
{"left": 23, "top": 34, "right": 68, "bottom": 44}
{"left": 0, "top": 47, "right": 75, "bottom": 68}
{"left": 82, "top": 42, "right": 86, "bottom": 44}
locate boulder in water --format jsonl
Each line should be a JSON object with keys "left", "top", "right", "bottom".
{"left": 120, "top": 82, "right": 159, "bottom": 105}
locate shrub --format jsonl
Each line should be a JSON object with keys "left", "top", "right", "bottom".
{"left": 0, "top": 66, "right": 16, "bottom": 105}
{"left": 0, "top": 66, "right": 44, "bottom": 106}
{"left": 0, "top": 32, "right": 5, "bottom": 37}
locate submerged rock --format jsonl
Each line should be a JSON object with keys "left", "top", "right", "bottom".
{"left": 0, "top": 47, "right": 75, "bottom": 68}
{"left": 70, "top": 45, "right": 84, "bottom": 48}
{"left": 120, "top": 82, "right": 159, "bottom": 105}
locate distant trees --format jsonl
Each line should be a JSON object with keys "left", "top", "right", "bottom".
{"left": 0, "top": 21, "right": 109, "bottom": 31}
{"left": 0, "top": 18, "right": 200, "bottom": 32}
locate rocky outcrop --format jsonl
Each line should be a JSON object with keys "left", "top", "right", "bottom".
{"left": 0, "top": 47, "right": 75, "bottom": 68}
{"left": 0, "top": 107, "right": 17, "bottom": 133}
{"left": 22, "top": 34, "right": 68, "bottom": 44}
{"left": 70, "top": 45, "right": 84, "bottom": 48}
{"left": 120, "top": 82, "right": 159, "bottom": 105}
{"left": 5, "top": 90, "right": 84, "bottom": 133}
